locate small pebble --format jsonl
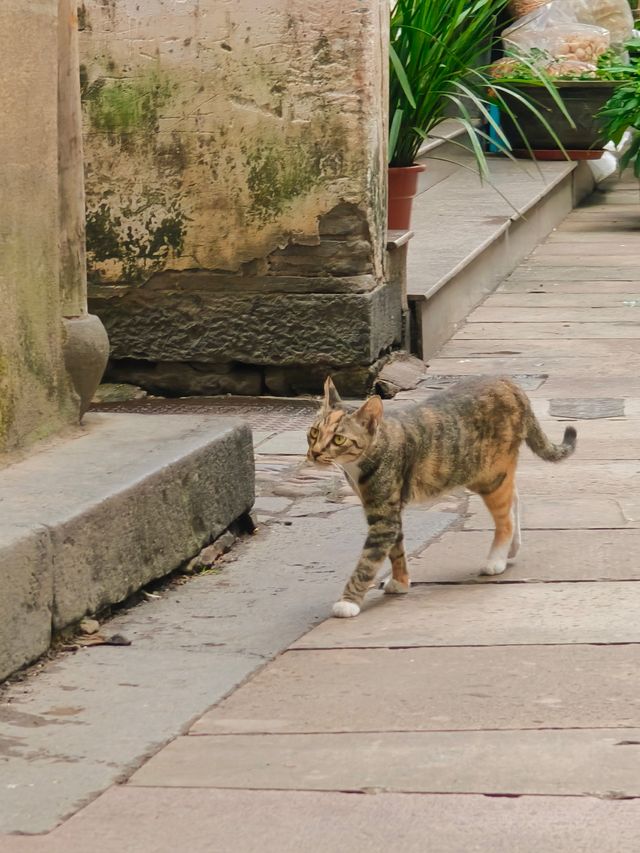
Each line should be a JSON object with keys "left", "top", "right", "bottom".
{"left": 104, "top": 634, "right": 132, "bottom": 646}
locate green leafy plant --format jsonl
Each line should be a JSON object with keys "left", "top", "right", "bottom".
{"left": 591, "top": 39, "right": 640, "bottom": 176}
{"left": 598, "top": 78, "right": 640, "bottom": 176}
{"left": 389, "top": 0, "right": 572, "bottom": 169}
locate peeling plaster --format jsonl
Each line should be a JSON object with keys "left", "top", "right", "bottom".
{"left": 79, "top": 0, "right": 387, "bottom": 281}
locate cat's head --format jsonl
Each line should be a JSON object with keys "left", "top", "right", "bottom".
{"left": 306, "top": 377, "right": 383, "bottom": 466}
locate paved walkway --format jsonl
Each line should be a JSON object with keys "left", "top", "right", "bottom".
{"left": 3, "top": 178, "right": 640, "bottom": 852}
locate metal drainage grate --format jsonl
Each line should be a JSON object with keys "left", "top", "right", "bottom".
{"left": 89, "top": 396, "right": 321, "bottom": 432}
{"left": 549, "top": 398, "right": 625, "bottom": 420}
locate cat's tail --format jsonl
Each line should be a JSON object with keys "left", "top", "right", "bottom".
{"left": 525, "top": 415, "right": 577, "bottom": 462}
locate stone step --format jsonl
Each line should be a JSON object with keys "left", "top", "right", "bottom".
{"left": 407, "top": 155, "right": 595, "bottom": 359}
{"left": 0, "top": 413, "right": 254, "bottom": 681}
{"left": 416, "top": 119, "right": 472, "bottom": 192}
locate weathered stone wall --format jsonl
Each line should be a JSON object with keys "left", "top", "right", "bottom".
{"left": 0, "top": 0, "right": 79, "bottom": 455}
{"left": 80, "top": 0, "right": 396, "bottom": 394}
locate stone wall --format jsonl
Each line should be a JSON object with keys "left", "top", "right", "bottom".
{"left": 80, "top": 0, "right": 398, "bottom": 395}
{"left": 0, "top": 0, "right": 79, "bottom": 455}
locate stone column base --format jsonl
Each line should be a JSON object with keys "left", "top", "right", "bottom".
{"left": 62, "top": 314, "right": 110, "bottom": 417}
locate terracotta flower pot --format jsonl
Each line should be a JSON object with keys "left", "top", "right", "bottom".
{"left": 387, "top": 163, "right": 426, "bottom": 230}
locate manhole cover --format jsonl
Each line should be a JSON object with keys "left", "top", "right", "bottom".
{"left": 417, "top": 374, "right": 548, "bottom": 392}
{"left": 549, "top": 398, "right": 625, "bottom": 419}
{"left": 90, "top": 396, "right": 321, "bottom": 431}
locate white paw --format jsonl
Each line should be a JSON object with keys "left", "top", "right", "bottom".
{"left": 482, "top": 558, "right": 508, "bottom": 576}
{"left": 384, "top": 577, "right": 411, "bottom": 595}
{"left": 332, "top": 600, "right": 361, "bottom": 618}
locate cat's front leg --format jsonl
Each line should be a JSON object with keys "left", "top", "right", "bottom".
{"left": 384, "top": 529, "right": 411, "bottom": 594}
{"left": 333, "top": 512, "right": 400, "bottom": 618}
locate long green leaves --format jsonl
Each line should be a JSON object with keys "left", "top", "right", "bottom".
{"left": 389, "top": 0, "right": 507, "bottom": 165}
{"left": 389, "top": 0, "right": 571, "bottom": 168}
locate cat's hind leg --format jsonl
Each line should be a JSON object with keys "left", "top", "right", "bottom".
{"left": 508, "top": 486, "right": 521, "bottom": 561}
{"left": 384, "top": 529, "right": 411, "bottom": 595}
{"left": 481, "top": 467, "right": 515, "bottom": 576}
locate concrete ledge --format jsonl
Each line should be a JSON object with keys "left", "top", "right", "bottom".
{"left": 408, "top": 159, "right": 595, "bottom": 359}
{"left": 0, "top": 414, "right": 255, "bottom": 681}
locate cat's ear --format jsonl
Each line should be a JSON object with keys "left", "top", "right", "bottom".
{"left": 353, "top": 395, "right": 383, "bottom": 433}
{"left": 323, "top": 376, "right": 341, "bottom": 410}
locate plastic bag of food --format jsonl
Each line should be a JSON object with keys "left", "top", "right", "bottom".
{"left": 552, "top": 22, "right": 610, "bottom": 60}
{"left": 508, "top": 0, "right": 550, "bottom": 18}
{"left": 488, "top": 57, "right": 525, "bottom": 78}
{"left": 502, "top": 3, "right": 577, "bottom": 55}
{"left": 488, "top": 55, "right": 598, "bottom": 79}
{"left": 545, "top": 58, "right": 598, "bottom": 76}
{"left": 502, "top": 4, "right": 610, "bottom": 62}
{"left": 565, "top": 0, "right": 633, "bottom": 46}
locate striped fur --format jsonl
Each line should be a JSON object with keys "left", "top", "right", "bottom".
{"left": 307, "top": 376, "right": 577, "bottom": 617}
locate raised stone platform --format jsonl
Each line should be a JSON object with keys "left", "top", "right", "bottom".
{"left": 408, "top": 156, "right": 595, "bottom": 359}
{"left": 0, "top": 414, "right": 254, "bottom": 681}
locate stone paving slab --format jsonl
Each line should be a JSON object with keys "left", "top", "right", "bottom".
{"left": 5, "top": 789, "right": 640, "bottom": 853}
{"left": 469, "top": 306, "right": 640, "bottom": 323}
{"left": 438, "top": 337, "right": 640, "bottom": 357}
{"left": 527, "top": 255, "right": 639, "bottom": 266}
{"left": 486, "top": 292, "right": 640, "bottom": 308}
{"left": 194, "top": 644, "right": 640, "bottom": 733}
{"left": 256, "top": 430, "right": 309, "bottom": 455}
{"left": 556, "top": 220, "right": 640, "bottom": 232}
{"left": 426, "top": 354, "right": 640, "bottom": 379}
{"left": 532, "top": 242, "right": 640, "bottom": 255}
{"left": 527, "top": 377, "right": 640, "bottom": 398}
{"left": 547, "top": 229, "right": 640, "bottom": 241}
{"left": 410, "top": 529, "right": 640, "bottom": 584}
{"left": 291, "top": 583, "right": 640, "bottom": 648}
{"left": 0, "top": 504, "right": 456, "bottom": 834}
{"left": 513, "top": 460, "right": 640, "bottom": 495}
{"left": 457, "top": 322, "right": 640, "bottom": 339}
{"left": 128, "top": 729, "right": 640, "bottom": 796}
{"left": 499, "top": 279, "right": 640, "bottom": 293}
{"left": 567, "top": 204, "right": 640, "bottom": 216}
{"left": 508, "top": 266, "right": 639, "bottom": 282}
{"left": 465, "top": 495, "right": 640, "bottom": 529}
{"left": 400, "top": 390, "right": 639, "bottom": 424}
{"left": 582, "top": 191, "right": 640, "bottom": 204}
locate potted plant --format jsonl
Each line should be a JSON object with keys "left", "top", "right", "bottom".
{"left": 388, "top": 0, "right": 569, "bottom": 228}
{"left": 489, "top": 51, "right": 631, "bottom": 158}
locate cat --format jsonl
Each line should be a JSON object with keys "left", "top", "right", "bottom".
{"left": 307, "top": 375, "right": 576, "bottom": 618}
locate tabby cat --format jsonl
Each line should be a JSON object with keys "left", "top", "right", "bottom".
{"left": 307, "top": 376, "right": 576, "bottom": 618}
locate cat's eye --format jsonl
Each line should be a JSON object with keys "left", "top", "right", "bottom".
{"left": 333, "top": 434, "right": 347, "bottom": 446}
{"left": 309, "top": 427, "right": 319, "bottom": 440}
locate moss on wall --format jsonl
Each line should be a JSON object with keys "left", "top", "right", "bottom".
{"left": 244, "top": 131, "right": 347, "bottom": 225}
{"left": 86, "top": 200, "right": 185, "bottom": 284}
{"left": 80, "top": 0, "right": 385, "bottom": 280}
{"left": 0, "top": 350, "right": 16, "bottom": 448}
{"left": 83, "top": 71, "right": 174, "bottom": 142}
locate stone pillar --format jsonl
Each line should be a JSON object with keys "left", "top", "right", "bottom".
{"left": 58, "top": 0, "right": 109, "bottom": 415}
{"left": 0, "top": 0, "right": 78, "bottom": 455}
{"left": 80, "top": 0, "right": 398, "bottom": 396}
